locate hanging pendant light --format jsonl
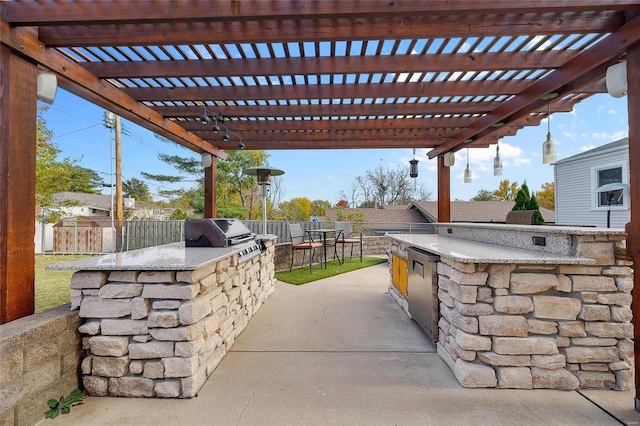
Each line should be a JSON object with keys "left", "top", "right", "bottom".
{"left": 464, "top": 148, "right": 472, "bottom": 183}
{"left": 409, "top": 148, "right": 419, "bottom": 178}
{"left": 542, "top": 97, "right": 557, "bottom": 164}
{"left": 494, "top": 143, "right": 503, "bottom": 176}
{"left": 493, "top": 124, "right": 503, "bottom": 176}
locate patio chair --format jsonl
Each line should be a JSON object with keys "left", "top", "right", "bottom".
{"left": 288, "top": 223, "right": 322, "bottom": 273}
{"left": 334, "top": 221, "right": 363, "bottom": 262}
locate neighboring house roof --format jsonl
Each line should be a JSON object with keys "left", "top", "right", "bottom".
{"left": 325, "top": 206, "right": 427, "bottom": 224}
{"left": 326, "top": 201, "right": 555, "bottom": 224}
{"left": 53, "top": 192, "right": 112, "bottom": 211}
{"left": 53, "top": 216, "right": 113, "bottom": 227}
{"left": 554, "top": 137, "right": 628, "bottom": 165}
{"left": 410, "top": 201, "right": 555, "bottom": 223}
{"left": 52, "top": 192, "right": 164, "bottom": 212}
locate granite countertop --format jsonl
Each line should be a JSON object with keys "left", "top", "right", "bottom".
{"left": 388, "top": 234, "right": 595, "bottom": 265}
{"left": 438, "top": 222, "right": 627, "bottom": 235}
{"left": 46, "top": 238, "right": 268, "bottom": 271}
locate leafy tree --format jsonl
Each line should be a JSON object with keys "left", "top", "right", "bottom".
{"left": 311, "top": 199, "right": 331, "bottom": 217}
{"left": 143, "top": 149, "right": 268, "bottom": 218}
{"left": 471, "top": 189, "right": 499, "bottom": 201}
{"left": 513, "top": 182, "right": 531, "bottom": 211}
{"left": 493, "top": 180, "right": 520, "bottom": 201}
{"left": 61, "top": 162, "right": 102, "bottom": 193}
{"left": 36, "top": 107, "right": 103, "bottom": 222}
{"left": 335, "top": 206, "right": 367, "bottom": 224}
{"left": 527, "top": 192, "right": 545, "bottom": 225}
{"left": 278, "top": 197, "right": 312, "bottom": 221}
{"left": 537, "top": 182, "right": 555, "bottom": 210}
{"left": 336, "top": 199, "right": 349, "bottom": 208}
{"left": 123, "top": 177, "right": 152, "bottom": 202}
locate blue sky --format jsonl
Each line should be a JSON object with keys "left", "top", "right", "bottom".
{"left": 41, "top": 89, "right": 629, "bottom": 205}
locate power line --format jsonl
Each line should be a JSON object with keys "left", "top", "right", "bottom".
{"left": 50, "top": 123, "right": 102, "bottom": 140}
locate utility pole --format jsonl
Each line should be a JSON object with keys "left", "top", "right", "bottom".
{"left": 114, "top": 115, "right": 123, "bottom": 223}
{"left": 104, "top": 111, "right": 123, "bottom": 251}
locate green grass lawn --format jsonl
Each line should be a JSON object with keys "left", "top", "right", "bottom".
{"left": 275, "top": 256, "right": 387, "bottom": 285}
{"left": 35, "top": 255, "right": 94, "bottom": 313}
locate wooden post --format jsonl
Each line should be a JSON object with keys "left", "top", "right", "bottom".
{"left": 203, "top": 155, "right": 217, "bottom": 218}
{"left": 626, "top": 43, "right": 640, "bottom": 411}
{"left": 437, "top": 154, "right": 451, "bottom": 222}
{"left": 0, "top": 46, "right": 37, "bottom": 323}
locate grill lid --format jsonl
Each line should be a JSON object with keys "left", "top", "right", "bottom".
{"left": 185, "top": 218, "right": 255, "bottom": 247}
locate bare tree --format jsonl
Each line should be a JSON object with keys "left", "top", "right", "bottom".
{"left": 338, "top": 181, "right": 361, "bottom": 207}
{"left": 355, "top": 175, "right": 375, "bottom": 207}
{"left": 350, "top": 163, "right": 431, "bottom": 207}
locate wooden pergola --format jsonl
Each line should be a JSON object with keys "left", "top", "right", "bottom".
{"left": 2, "top": 0, "right": 640, "bottom": 400}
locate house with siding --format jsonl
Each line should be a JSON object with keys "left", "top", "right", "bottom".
{"left": 50, "top": 192, "right": 172, "bottom": 220}
{"left": 554, "top": 138, "right": 629, "bottom": 228}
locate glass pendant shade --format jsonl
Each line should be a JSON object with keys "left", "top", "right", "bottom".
{"left": 542, "top": 132, "right": 556, "bottom": 164}
{"left": 464, "top": 148, "right": 472, "bottom": 183}
{"left": 409, "top": 159, "right": 418, "bottom": 178}
{"left": 542, "top": 101, "right": 557, "bottom": 164}
{"left": 494, "top": 143, "right": 503, "bottom": 176}
{"left": 464, "top": 164, "right": 472, "bottom": 183}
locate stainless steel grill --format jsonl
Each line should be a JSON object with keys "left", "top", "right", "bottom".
{"left": 185, "top": 218, "right": 264, "bottom": 263}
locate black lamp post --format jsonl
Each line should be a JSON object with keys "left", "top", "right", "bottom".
{"left": 595, "top": 182, "right": 630, "bottom": 228}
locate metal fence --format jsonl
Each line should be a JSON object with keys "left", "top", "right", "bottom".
{"left": 242, "top": 220, "right": 437, "bottom": 244}
{"left": 47, "top": 219, "right": 435, "bottom": 253}
{"left": 124, "top": 220, "right": 184, "bottom": 251}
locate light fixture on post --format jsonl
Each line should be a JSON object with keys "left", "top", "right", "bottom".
{"left": 493, "top": 122, "right": 503, "bottom": 176}
{"left": 606, "top": 61, "right": 627, "bottom": 98}
{"left": 409, "top": 148, "right": 419, "bottom": 178}
{"left": 37, "top": 73, "right": 58, "bottom": 104}
{"left": 201, "top": 153, "right": 213, "bottom": 168}
{"left": 542, "top": 92, "right": 558, "bottom": 164}
{"left": 243, "top": 167, "right": 285, "bottom": 234}
{"left": 464, "top": 148, "right": 472, "bottom": 183}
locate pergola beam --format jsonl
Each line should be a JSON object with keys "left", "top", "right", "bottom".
{"left": 122, "top": 80, "right": 532, "bottom": 103}
{"left": 83, "top": 51, "right": 577, "bottom": 79}
{"left": 34, "top": 12, "right": 623, "bottom": 47}
{"left": 3, "top": 1, "right": 636, "bottom": 26}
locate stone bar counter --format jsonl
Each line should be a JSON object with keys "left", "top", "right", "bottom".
{"left": 388, "top": 223, "right": 633, "bottom": 390}
{"left": 47, "top": 236, "right": 277, "bottom": 398}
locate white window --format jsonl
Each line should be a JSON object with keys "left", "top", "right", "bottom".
{"left": 591, "top": 162, "right": 628, "bottom": 209}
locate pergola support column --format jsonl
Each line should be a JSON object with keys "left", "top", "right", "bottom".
{"left": 203, "top": 156, "right": 217, "bottom": 218}
{"left": 437, "top": 154, "right": 451, "bottom": 222}
{"left": 0, "top": 46, "right": 37, "bottom": 324}
{"left": 626, "top": 42, "right": 640, "bottom": 411}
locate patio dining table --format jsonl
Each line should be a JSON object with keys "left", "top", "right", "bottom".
{"left": 306, "top": 228, "right": 342, "bottom": 268}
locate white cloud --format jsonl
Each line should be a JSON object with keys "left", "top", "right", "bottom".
{"left": 608, "top": 108, "right": 617, "bottom": 115}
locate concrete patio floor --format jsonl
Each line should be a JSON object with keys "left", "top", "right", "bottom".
{"left": 48, "top": 261, "right": 640, "bottom": 426}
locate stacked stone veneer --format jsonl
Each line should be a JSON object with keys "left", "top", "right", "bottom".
{"left": 71, "top": 239, "right": 276, "bottom": 398}
{"left": 390, "top": 234, "right": 634, "bottom": 390}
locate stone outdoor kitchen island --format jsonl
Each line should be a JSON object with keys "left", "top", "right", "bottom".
{"left": 388, "top": 223, "right": 633, "bottom": 391}
{"left": 48, "top": 236, "right": 277, "bottom": 398}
